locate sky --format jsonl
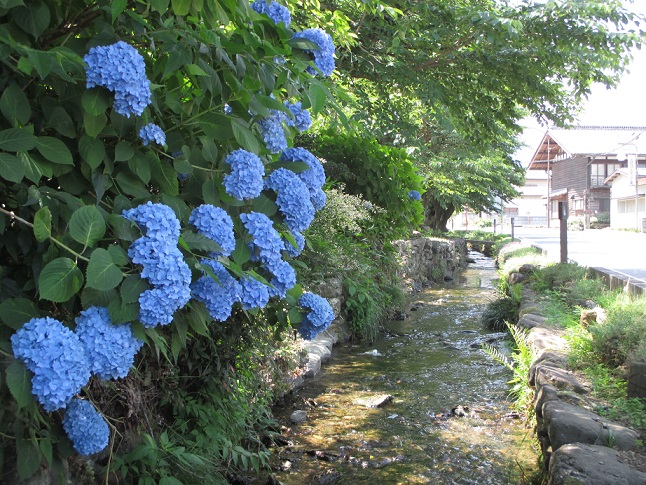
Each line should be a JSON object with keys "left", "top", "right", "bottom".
{"left": 515, "top": 1, "right": 646, "bottom": 166}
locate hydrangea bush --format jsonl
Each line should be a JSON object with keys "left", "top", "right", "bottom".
{"left": 0, "top": 0, "right": 339, "bottom": 480}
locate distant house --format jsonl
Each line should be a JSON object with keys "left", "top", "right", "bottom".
{"left": 527, "top": 126, "right": 646, "bottom": 228}
{"left": 503, "top": 169, "right": 548, "bottom": 226}
{"left": 604, "top": 167, "right": 646, "bottom": 230}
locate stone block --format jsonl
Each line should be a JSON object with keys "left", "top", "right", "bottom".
{"left": 517, "top": 313, "right": 548, "bottom": 329}
{"left": 527, "top": 327, "right": 567, "bottom": 354}
{"left": 304, "top": 353, "right": 321, "bottom": 377}
{"left": 543, "top": 400, "right": 641, "bottom": 452}
{"left": 532, "top": 363, "right": 589, "bottom": 394}
{"left": 548, "top": 443, "right": 646, "bottom": 485}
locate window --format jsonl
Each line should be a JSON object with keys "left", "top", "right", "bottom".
{"left": 618, "top": 197, "right": 645, "bottom": 213}
{"left": 590, "top": 163, "right": 621, "bottom": 187}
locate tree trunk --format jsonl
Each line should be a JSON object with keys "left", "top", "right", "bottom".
{"left": 423, "top": 197, "right": 455, "bottom": 232}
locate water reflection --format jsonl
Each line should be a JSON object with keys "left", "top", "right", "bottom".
{"left": 269, "top": 252, "right": 538, "bottom": 484}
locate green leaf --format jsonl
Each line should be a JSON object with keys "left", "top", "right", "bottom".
{"left": 151, "top": 155, "right": 179, "bottom": 196}
{"left": 84, "top": 112, "right": 107, "bottom": 138}
{"left": 86, "top": 248, "right": 123, "bottom": 291}
{"left": 12, "top": 0, "right": 50, "bottom": 39}
{"left": 38, "top": 257, "right": 84, "bottom": 302}
{"left": 0, "top": 0, "right": 26, "bottom": 8}
{"left": 18, "top": 151, "right": 49, "bottom": 183}
{"left": 186, "top": 303, "right": 211, "bottom": 337}
{"left": 202, "top": 179, "right": 220, "bottom": 206}
{"left": 33, "top": 206, "right": 52, "bottom": 242}
{"left": 0, "top": 298, "right": 40, "bottom": 329}
{"left": 5, "top": 360, "right": 34, "bottom": 409}
{"left": 47, "top": 106, "right": 76, "bottom": 138}
{"left": 81, "top": 89, "right": 110, "bottom": 116}
{"left": 251, "top": 194, "right": 278, "bottom": 217}
{"left": 115, "top": 141, "right": 135, "bottom": 162}
{"left": 159, "top": 477, "right": 184, "bottom": 485}
{"left": 171, "top": 0, "right": 190, "bottom": 16}
{"left": 307, "top": 81, "right": 328, "bottom": 114}
{"left": 231, "top": 119, "right": 262, "bottom": 153}
{"left": 81, "top": 288, "right": 118, "bottom": 308}
{"left": 69, "top": 205, "right": 106, "bottom": 248}
{"left": 288, "top": 37, "right": 319, "bottom": 50}
{"left": 180, "top": 232, "right": 223, "bottom": 253}
{"left": 107, "top": 244, "right": 129, "bottom": 266}
{"left": 0, "top": 127, "right": 37, "bottom": 152}
{"left": 79, "top": 136, "right": 105, "bottom": 170}
{"left": 231, "top": 239, "right": 251, "bottom": 265}
{"left": 16, "top": 438, "right": 40, "bottom": 481}
{"left": 120, "top": 274, "right": 148, "bottom": 305}
{"left": 116, "top": 171, "right": 151, "bottom": 198}
{"left": 150, "top": 0, "right": 169, "bottom": 13}
{"left": 39, "top": 439, "right": 52, "bottom": 466}
{"left": 108, "top": 296, "right": 139, "bottom": 324}
{"left": 128, "top": 152, "right": 151, "bottom": 184}
{"left": 0, "top": 83, "right": 31, "bottom": 125}
{"left": 35, "top": 137, "right": 74, "bottom": 165}
{"left": 111, "top": 0, "right": 128, "bottom": 22}
{"left": 0, "top": 152, "right": 25, "bottom": 182}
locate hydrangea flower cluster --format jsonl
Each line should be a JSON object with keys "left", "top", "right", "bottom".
{"left": 223, "top": 149, "right": 266, "bottom": 200}
{"left": 408, "top": 190, "right": 421, "bottom": 200}
{"left": 298, "top": 292, "right": 335, "bottom": 340}
{"left": 192, "top": 260, "right": 242, "bottom": 321}
{"left": 283, "top": 231, "right": 305, "bottom": 257}
{"left": 265, "top": 168, "right": 315, "bottom": 232}
{"left": 293, "top": 28, "right": 336, "bottom": 77}
{"left": 84, "top": 41, "right": 152, "bottom": 117}
{"left": 266, "top": 258, "right": 297, "bottom": 298}
{"left": 240, "top": 276, "right": 270, "bottom": 310}
{"left": 240, "top": 212, "right": 284, "bottom": 266}
{"left": 189, "top": 204, "right": 236, "bottom": 257}
{"left": 280, "top": 148, "right": 327, "bottom": 210}
{"left": 139, "top": 123, "right": 166, "bottom": 146}
{"left": 123, "top": 202, "right": 191, "bottom": 326}
{"left": 11, "top": 317, "right": 91, "bottom": 412}
{"left": 63, "top": 399, "right": 110, "bottom": 456}
{"left": 259, "top": 110, "right": 288, "bottom": 153}
{"left": 75, "top": 307, "right": 143, "bottom": 381}
{"left": 251, "top": 0, "right": 291, "bottom": 26}
{"left": 285, "top": 102, "right": 312, "bottom": 132}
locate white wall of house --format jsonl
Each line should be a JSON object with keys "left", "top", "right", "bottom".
{"left": 609, "top": 174, "right": 646, "bottom": 230}
{"left": 504, "top": 170, "right": 548, "bottom": 225}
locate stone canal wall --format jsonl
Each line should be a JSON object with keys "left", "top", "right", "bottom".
{"left": 295, "top": 237, "right": 468, "bottom": 383}
{"left": 511, "top": 275, "right": 646, "bottom": 484}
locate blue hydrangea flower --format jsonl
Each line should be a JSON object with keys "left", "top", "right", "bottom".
{"left": 258, "top": 110, "right": 288, "bottom": 154}
{"left": 285, "top": 102, "right": 312, "bottom": 132}
{"left": 251, "top": 0, "right": 291, "bottom": 26}
{"left": 298, "top": 292, "right": 335, "bottom": 340}
{"left": 189, "top": 205, "right": 236, "bottom": 257}
{"left": 239, "top": 276, "right": 270, "bottom": 310}
{"left": 191, "top": 260, "right": 242, "bottom": 321}
{"left": 84, "top": 41, "right": 152, "bottom": 117}
{"left": 224, "top": 103, "right": 233, "bottom": 115}
{"left": 293, "top": 28, "right": 335, "bottom": 77}
{"left": 75, "top": 307, "right": 143, "bottom": 381}
{"left": 63, "top": 399, "right": 110, "bottom": 455}
{"left": 266, "top": 259, "right": 296, "bottom": 298}
{"left": 265, "top": 168, "right": 315, "bottom": 232}
{"left": 283, "top": 231, "right": 305, "bottom": 257}
{"left": 279, "top": 148, "right": 327, "bottom": 210}
{"left": 139, "top": 123, "right": 166, "bottom": 146}
{"left": 408, "top": 190, "right": 421, "bottom": 200}
{"left": 124, "top": 203, "right": 192, "bottom": 327}
{"left": 122, "top": 202, "right": 180, "bottom": 240}
{"left": 223, "top": 149, "right": 265, "bottom": 200}
{"left": 11, "top": 317, "right": 91, "bottom": 412}
{"left": 240, "top": 212, "right": 284, "bottom": 266}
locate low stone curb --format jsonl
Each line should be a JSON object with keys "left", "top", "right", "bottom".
{"left": 515, "top": 285, "right": 646, "bottom": 484}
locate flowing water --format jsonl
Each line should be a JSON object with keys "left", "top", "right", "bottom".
{"left": 268, "top": 253, "right": 539, "bottom": 484}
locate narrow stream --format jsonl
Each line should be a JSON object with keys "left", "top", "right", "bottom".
{"left": 268, "top": 253, "right": 538, "bottom": 484}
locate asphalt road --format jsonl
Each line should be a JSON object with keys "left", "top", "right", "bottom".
{"left": 512, "top": 226, "right": 646, "bottom": 285}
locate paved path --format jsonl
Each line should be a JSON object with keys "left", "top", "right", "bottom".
{"left": 513, "top": 227, "right": 646, "bottom": 286}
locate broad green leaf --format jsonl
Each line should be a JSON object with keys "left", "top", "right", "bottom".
{"left": 231, "top": 239, "right": 251, "bottom": 265}
{"left": 0, "top": 83, "right": 30, "bottom": 125}
{"left": 0, "top": 152, "right": 25, "bottom": 182}
{"left": 78, "top": 135, "right": 105, "bottom": 170}
{"left": 115, "top": 141, "right": 134, "bottom": 162}
{"left": 18, "top": 151, "right": 49, "bottom": 183}
{"left": 84, "top": 112, "right": 107, "bottom": 138}
{"left": 0, "top": 0, "right": 26, "bottom": 8}
{"left": 288, "top": 37, "right": 319, "bottom": 50}
{"left": 47, "top": 107, "right": 76, "bottom": 138}
{"left": 116, "top": 171, "right": 151, "bottom": 198}
{"left": 159, "top": 477, "right": 184, "bottom": 485}
{"left": 150, "top": 0, "right": 169, "bottom": 13}
{"left": 171, "top": 0, "right": 190, "bottom": 16}
{"left": 33, "top": 206, "right": 52, "bottom": 242}
{"left": 0, "top": 128, "right": 36, "bottom": 152}
{"left": 0, "top": 298, "right": 40, "bottom": 330}
{"left": 151, "top": 155, "right": 179, "bottom": 196}
{"left": 26, "top": 49, "right": 54, "bottom": 79}
{"left": 81, "top": 288, "right": 118, "bottom": 308}
{"left": 35, "top": 137, "right": 74, "bottom": 165}
{"left": 201, "top": 179, "right": 220, "bottom": 206}
{"left": 16, "top": 438, "right": 40, "bottom": 481}
{"left": 251, "top": 194, "right": 278, "bottom": 217}
{"left": 39, "top": 439, "right": 52, "bottom": 467}
{"left": 107, "top": 244, "right": 129, "bottom": 266}
{"left": 86, "top": 248, "right": 124, "bottom": 291}
{"left": 231, "top": 119, "right": 262, "bottom": 153}
{"left": 120, "top": 274, "right": 148, "bottom": 305}
{"left": 180, "top": 232, "right": 222, "bottom": 253}
{"left": 81, "top": 89, "right": 109, "bottom": 116}
{"left": 186, "top": 64, "right": 208, "bottom": 76}
{"left": 5, "top": 361, "right": 34, "bottom": 409}
{"left": 12, "top": 0, "right": 50, "bottom": 39}
{"left": 186, "top": 303, "right": 211, "bottom": 337}
{"left": 69, "top": 205, "right": 106, "bottom": 248}
{"left": 110, "top": 0, "right": 128, "bottom": 22}
{"left": 128, "top": 152, "right": 151, "bottom": 184}
{"left": 307, "top": 81, "right": 328, "bottom": 114}
{"left": 38, "top": 257, "right": 84, "bottom": 302}
{"left": 108, "top": 295, "right": 139, "bottom": 324}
